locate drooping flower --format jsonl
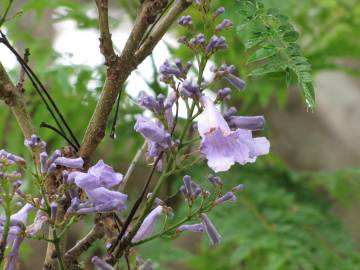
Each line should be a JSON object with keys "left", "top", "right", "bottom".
{"left": 132, "top": 206, "right": 164, "bottom": 243}
{"left": 197, "top": 96, "right": 269, "bottom": 172}
{"left": 200, "top": 214, "right": 221, "bottom": 246}
{"left": 68, "top": 160, "right": 123, "bottom": 190}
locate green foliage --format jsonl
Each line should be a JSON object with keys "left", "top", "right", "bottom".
{"left": 139, "top": 161, "right": 360, "bottom": 270}
{"left": 238, "top": 1, "right": 315, "bottom": 109}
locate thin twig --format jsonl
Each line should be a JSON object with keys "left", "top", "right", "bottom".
{"left": 16, "top": 48, "right": 30, "bottom": 93}
{"left": 117, "top": 141, "right": 147, "bottom": 192}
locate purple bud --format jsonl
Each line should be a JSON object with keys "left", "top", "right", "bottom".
{"left": 47, "top": 163, "right": 56, "bottom": 174}
{"left": 48, "top": 150, "right": 61, "bottom": 165}
{"left": 205, "top": 35, "right": 219, "bottom": 54}
{"left": 217, "top": 87, "right": 231, "bottom": 100}
{"left": 228, "top": 116, "right": 265, "bottom": 131}
{"left": 215, "top": 19, "right": 233, "bottom": 31}
{"left": 200, "top": 214, "right": 221, "bottom": 246}
{"left": 224, "top": 74, "right": 246, "bottom": 91}
{"left": 208, "top": 174, "right": 223, "bottom": 187}
{"left": 179, "top": 80, "right": 200, "bottom": 98}
{"left": 91, "top": 256, "right": 115, "bottom": 270}
{"left": 177, "top": 223, "right": 204, "bottom": 233}
{"left": 223, "top": 107, "right": 237, "bottom": 120}
{"left": 54, "top": 157, "right": 84, "bottom": 169}
{"left": 232, "top": 184, "right": 245, "bottom": 193}
{"left": 214, "top": 192, "right": 237, "bottom": 205}
{"left": 183, "top": 175, "right": 193, "bottom": 198}
{"left": 50, "top": 201, "right": 59, "bottom": 220}
{"left": 146, "top": 193, "right": 163, "bottom": 206}
{"left": 177, "top": 15, "right": 192, "bottom": 26}
{"left": 40, "top": 152, "right": 48, "bottom": 174}
{"left": 215, "top": 7, "right": 225, "bottom": 15}
{"left": 62, "top": 170, "right": 69, "bottom": 183}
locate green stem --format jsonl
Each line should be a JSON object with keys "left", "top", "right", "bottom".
{"left": 53, "top": 230, "right": 65, "bottom": 270}
{"left": 0, "top": 181, "right": 12, "bottom": 265}
{"left": 0, "top": 0, "right": 14, "bottom": 28}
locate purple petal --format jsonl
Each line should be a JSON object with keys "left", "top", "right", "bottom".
{"left": 225, "top": 74, "right": 246, "bottom": 91}
{"left": 200, "top": 214, "right": 221, "bottom": 246}
{"left": 54, "top": 157, "right": 84, "bottom": 169}
{"left": 132, "top": 206, "right": 163, "bottom": 243}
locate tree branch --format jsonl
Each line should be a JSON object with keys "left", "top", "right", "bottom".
{"left": 0, "top": 61, "right": 36, "bottom": 138}
{"left": 79, "top": 0, "right": 190, "bottom": 161}
{"left": 64, "top": 223, "right": 105, "bottom": 268}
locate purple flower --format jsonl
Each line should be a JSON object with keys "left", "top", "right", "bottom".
{"left": 228, "top": 116, "right": 265, "bottom": 131}
{"left": 197, "top": 96, "right": 269, "bottom": 172}
{"left": 132, "top": 206, "right": 163, "bottom": 243}
{"left": 24, "top": 134, "right": 46, "bottom": 150}
{"left": 215, "top": 7, "right": 225, "bottom": 16}
{"left": 69, "top": 160, "right": 123, "bottom": 190}
{"left": 75, "top": 187, "right": 127, "bottom": 214}
{"left": 212, "top": 65, "right": 246, "bottom": 91}
{"left": 26, "top": 210, "right": 48, "bottom": 236}
{"left": 91, "top": 256, "right": 114, "bottom": 270}
{"left": 215, "top": 19, "right": 233, "bottom": 31}
{"left": 0, "top": 204, "right": 33, "bottom": 247}
{"left": 216, "top": 87, "right": 231, "bottom": 101}
{"left": 232, "top": 184, "right": 245, "bottom": 193}
{"left": 177, "top": 15, "right": 192, "bottom": 26}
{"left": 54, "top": 157, "right": 84, "bottom": 169}
{"left": 223, "top": 107, "right": 237, "bottom": 121}
{"left": 214, "top": 192, "right": 237, "bottom": 205}
{"left": 206, "top": 35, "right": 228, "bottom": 54}
{"left": 40, "top": 152, "right": 48, "bottom": 174}
{"left": 179, "top": 80, "right": 200, "bottom": 98}
{"left": 177, "top": 223, "right": 204, "bottom": 233}
{"left": 164, "top": 91, "right": 177, "bottom": 128}
{"left": 208, "top": 174, "right": 223, "bottom": 187}
{"left": 224, "top": 74, "right": 246, "bottom": 90}
{"left": 134, "top": 116, "right": 171, "bottom": 147}
{"left": 200, "top": 214, "right": 221, "bottom": 246}
{"left": 0, "top": 150, "right": 25, "bottom": 165}
{"left": 6, "top": 236, "right": 23, "bottom": 270}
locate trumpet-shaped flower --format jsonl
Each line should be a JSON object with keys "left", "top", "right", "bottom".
{"left": 197, "top": 96, "right": 269, "bottom": 172}
{"left": 132, "top": 206, "right": 164, "bottom": 243}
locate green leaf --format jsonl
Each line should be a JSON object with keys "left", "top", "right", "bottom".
{"left": 248, "top": 62, "right": 285, "bottom": 76}
{"left": 247, "top": 46, "right": 277, "bottom": 63}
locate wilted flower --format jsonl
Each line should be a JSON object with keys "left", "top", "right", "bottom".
{"left": 197, "top": 96, "right": 269, "bottom": 172}
{"left": 132, "top": 206, "right": 164, "bottom": 243}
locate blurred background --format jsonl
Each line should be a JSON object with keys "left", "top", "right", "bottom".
{"left": 0, "top": 0, "right": 360, "bottom": 269}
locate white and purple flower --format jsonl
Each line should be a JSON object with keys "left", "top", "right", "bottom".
{"left": 197, "top": 96, "right": 269, "bottom": 172}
